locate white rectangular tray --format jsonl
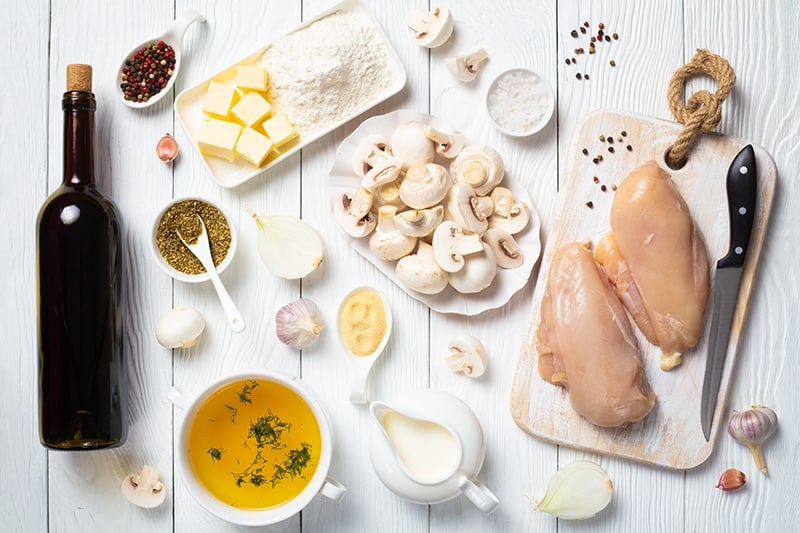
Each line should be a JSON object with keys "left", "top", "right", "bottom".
{"left": 174, "top": 0, "right": 406, "bottom": 188}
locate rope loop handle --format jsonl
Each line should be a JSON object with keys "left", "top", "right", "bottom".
{"left": 665, "top": 49, "right": 735, "bottom": 169}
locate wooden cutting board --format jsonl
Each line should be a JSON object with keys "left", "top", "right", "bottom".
{"left": 510, "top": 110, "right": 776, "bottom": 470}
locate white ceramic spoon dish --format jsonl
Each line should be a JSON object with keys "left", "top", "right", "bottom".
{"left": 337, "top": 286, "right": 392, "bottom": 404}
{"left": 116, "top": 8, "right": 206, "bottom": 109}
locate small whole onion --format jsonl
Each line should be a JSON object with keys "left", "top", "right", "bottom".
{"left": 275, "top": 298, "right": 324, "bottom": 350}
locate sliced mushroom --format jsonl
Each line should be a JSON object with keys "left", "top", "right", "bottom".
{"left": 406, "top": 6, "right": 454, "bottom": 48}
{"left": 121, "top": 465, "right": 166, "bottom": 509}
{"left": 448, "top": 243, "right": 497, "bottom": 293}
{"left": 423, "top": 124, "right": 465, "bottom": 159}
{"left": 445, "top": 183, "right": 493, "bottom": 235}
{"left": 391, "top": 121, "right": 436, "bottom": 170}
{"left": 352, "top": 134, "right": 394, "bottom": 177}
{"left": 489, "top": 186, "right": 530, "bottom": 234}
{"left": 373, "top": 179, "right": 404, "bottom": 209}
{"left": 394, "top": 205, "right": 444, "bottom": 237}
{"left": 396, "top": 241, "right": 449, "bottom": 294}
{"left": 399, "top": 162, "right": 450, "bottom": 209}
{"left": 445, "top": 48, "right": 489, "bottom": 83}
{"left": 334, "top": 189, "right": 377, "bottom": 238}
{"left": 450, "top": 145, "right": 504, "bottom": 196}
{"left": 362, "top": 159, "right": 403, "bottom": 190}
{"left": 444, "top": 334, "right": 488, "bottom": 377}
{"left": 432, "top": 220, "right": 484, "bottom": 273}
{"left": 483, "top": 227, "right": 523, "bottom": 268}
{"left": 369, "top": 205, "right": 418, "bottom": 261}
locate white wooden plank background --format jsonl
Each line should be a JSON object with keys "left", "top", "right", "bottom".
{"left": 2, "top": 0, "right": 798, "bottom": 531}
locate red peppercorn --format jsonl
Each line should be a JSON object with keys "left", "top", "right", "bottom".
{"left": 598, "top": 22, "right": 605, "bottom": 30}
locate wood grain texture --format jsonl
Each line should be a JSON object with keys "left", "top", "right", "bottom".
{"left": 511, "top": 109, "right": 776, "bottom": 468}
{"left": 4, "top": 0, "right": 800, "bottom": 531}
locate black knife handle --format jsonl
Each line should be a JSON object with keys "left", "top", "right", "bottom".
{"left": 718, "top": 144, "right": 757, "bottom": 269}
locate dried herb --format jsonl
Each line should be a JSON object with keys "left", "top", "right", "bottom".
{"left": 225, "top": 404, "right": 238, "bottom": 423}
{"left": 270, "top": 442, "right": 313, "bottom": 487}
{"left": 207, "top": 447, "right": 225, "bottom": 463}
{"left": 155, "top": 199, "right": 231, "bottom": 275}
{"left": 237, "top": 380, "right": 260, "bottom": 404}
{"left": 232, "top": 450, "right": 268, "bottom": 487}
{"left": 248, "top": 410, "right": 292, "bottom": 450}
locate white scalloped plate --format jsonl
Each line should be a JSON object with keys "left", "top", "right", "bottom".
{"left": 328, "top": 110, "right": 541, "bottom": 316}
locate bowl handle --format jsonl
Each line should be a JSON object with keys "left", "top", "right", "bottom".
{"left": 459, "top": 477, "right": 499, "bottom": 514}
{"left": 319, "top": 477, "right": 347, "bottom": 503}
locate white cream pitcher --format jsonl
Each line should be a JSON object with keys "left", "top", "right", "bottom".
{"left": 368, "top": 390, "right": 498, "bottom": 513}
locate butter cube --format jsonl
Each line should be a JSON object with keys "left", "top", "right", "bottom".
{"left": 230, "top": 92, "right": 272, "bottom": 127}
{"left": 236, "top": 127, "right": 274, "bottom": 167}
{"left": 202, "top": 81, "right": 238, "bottom": 118}
{"left": 262, "top": 114, "right": 298, "bottom": 147}
{"left": 235, "top": 65, "right": 268, "bottom": 91}
{"left": 197, "top": 117, "right": 242, "bottom": 161}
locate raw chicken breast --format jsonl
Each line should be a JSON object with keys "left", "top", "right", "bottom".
{"left": 536, "top": 242, "right": 655, "bottom": 427}
{"left": 595, "top": 161, "right": 710, "bottom": 371}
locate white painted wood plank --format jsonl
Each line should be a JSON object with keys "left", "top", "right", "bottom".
{"left": 43, "top": 1, "right": 176, "bottom": 531}
{"left": 683, "top": 1, "right": 800, "bottom": 531}
{"left": 0, "top": 0, "right": 49, "bottom": 530}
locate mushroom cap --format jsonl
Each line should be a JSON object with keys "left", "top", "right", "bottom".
{"left": 394, "top": 205, "right": 444, "bottom": 237}
{"left": 352, "top": 134, "right": 392, "bottom": 177}
{"left": 334, "top": 191, "right": 377, "bottom": 238}
{"left": 448, "top": 243, "right": 497, "bottom": 293}
{"left": 445, "top": 183, "right": 490, "bottom": 235}
{"left": 483, "top": 227, "right": 523, "bottom": 269}
{"left": 369, "top": 206, "right": 418, "bottom": 261}
{"left": 445, "top": 334, "right": 488, "bottom": 377}
{"left": 489, "top": 199, "right": 530, "bottom": 234}
{"left": 121, "top": 465, "right": 166, "bottom": 509}
{"left": 396, "top": 242, "right": 449, "bottom": 294}
{"left": 432, "top": 221, "right": 484, "bottom": 273}
{"left": 155, "top": 307, "right": 205, "bottom": 349}
{"left": 423, "top": 124, "right": 465, "bottom": 159}
{"left": 399, "top": 163, "right": 450, "bottom": 209}
{"left": 406, "top": 7, "right": 454, "bottom": 48}
{"left": 391, "top": 121, "right": 435, "bottom": 170}
{"left": 450, "top": 145, "right": 504, "bottom": 196}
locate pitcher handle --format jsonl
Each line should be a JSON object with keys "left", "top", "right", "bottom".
{"left": 459, "top": 477, "right": 499, "bottom": 514}
{"left": 319, "top": 476, "right": 346, "bottom": 503}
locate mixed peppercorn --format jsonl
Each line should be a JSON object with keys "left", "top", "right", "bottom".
{"left": 566, "top": 21, "right": 619, "bottom": 81}
{"left": 582, "top": 129, "right": 633, "bottom": 208}
{"left": 120, "top": 40, "right": 176, "bottom": 102}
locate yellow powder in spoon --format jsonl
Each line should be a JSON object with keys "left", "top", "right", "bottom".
{"left": 338, "top": 288, "right": 386, "bottom": 356}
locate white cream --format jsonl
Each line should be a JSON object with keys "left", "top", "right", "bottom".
{"left": 381, "top": 410, "right": 459, "bottom": 484}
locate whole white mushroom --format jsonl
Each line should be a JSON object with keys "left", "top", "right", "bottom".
{"left": 155, "top": 307, "right": 206, "bottom": 349}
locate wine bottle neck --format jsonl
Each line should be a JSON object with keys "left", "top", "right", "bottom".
{"left": 62, "top": 90, "right": 97, "bottom": 187}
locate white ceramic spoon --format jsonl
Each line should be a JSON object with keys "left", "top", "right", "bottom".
{"left": 117, "top": 8, "right": 206, "bottom": 109}
{"left": 338, "top": 287, "right": 393, "bottom": 404}
{"left": 177, "top": 216, "right": 245, "bottom": 333}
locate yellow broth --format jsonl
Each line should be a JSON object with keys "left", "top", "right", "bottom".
{"left": 187, "top": 378, "right": 321, "bottom": 509}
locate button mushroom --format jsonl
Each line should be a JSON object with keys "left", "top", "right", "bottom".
{"left": 423, "top": 124, "right": 465, "bottom": 159}
{"left": 369, "top": 205, "right": 418, "bottom": 261}
{"left": 362, "top": 159, "right": 403, "bottom": 191}
{"left": 448, "top": 243, "right": 497, "bottom": 293}
{"left": 394, "top": 205, "right": 444, "bottom": 237}
{"left": 400, "top": 162, "right": 450, "bottom": 209}
{"left": 444, "top": 334, "right": 488, "bottom": 378}
{"left": 334, "top": 189, "right": 377, "bottom": 238}
{"left": 450, "top": 145, "right": 505, "bottom": 196}
{"left": 391, "top": 121, "right": 436, "bottom": 170}
{"left": 483, "top": 227, "right": 523, "bottom": 268}
{"left": 445, "top": 48, "right": 489, "bottom": 83}
{"left": 121, "top": 465, "right": 166, "bottom": 508}
{"left": 489, "top": 186, "right": 530, "bottom": 234}
{"left": 396, "top": 241, "right": 449, "bottom": 294}
{"left": 352, "top": 134, "right": 394, "bottom": 177}
{"left": 405, "top": 6, "right": 454, "bottom": 48}
{"left": 373, "top": 179, "right": 404, "bottom": 209}
{"left": 155, "top": 307, "right": 205, "bottom": 349}
{"left": 445, "top": 183, "right": 493, "bottom": 235}
{"left": 432, "top": 220, "right": 484, "bottom": 273}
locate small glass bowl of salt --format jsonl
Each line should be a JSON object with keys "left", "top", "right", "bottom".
{"left": 486, "top": 68, "right": 554, "bottom": 137}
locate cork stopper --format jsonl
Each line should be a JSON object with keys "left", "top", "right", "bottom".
{"left": 66, "top": 64, "right": 92, "bottom": 92}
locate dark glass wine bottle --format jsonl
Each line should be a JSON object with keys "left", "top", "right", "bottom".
{"left": 37, "top": 64, "right": 127, "bottom": 449}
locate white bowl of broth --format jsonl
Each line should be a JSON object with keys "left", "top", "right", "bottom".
{"left": 169, "top": 371, "right": 345, "bottom": 525}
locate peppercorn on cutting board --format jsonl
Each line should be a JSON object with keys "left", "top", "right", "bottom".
{"left": 510, "top": 109, "right": 776, "bottom": 470}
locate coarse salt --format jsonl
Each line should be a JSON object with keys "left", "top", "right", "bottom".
{"left": 487, "top": 70, "right": 553, "bottom": 135}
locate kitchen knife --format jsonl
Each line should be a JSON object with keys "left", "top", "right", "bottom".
{"left": 701, "top": 144, "right": 757, "bottom": 441}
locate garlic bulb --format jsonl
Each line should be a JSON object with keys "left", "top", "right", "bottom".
{"left": 533, "top": 460, "right": 613, "bottom": 520}
{"left": 716, "top": 468, "right": 746, "bottom": 491}
{"left": 245, "top": 205, "right": 324, "bottom": 279}
{"left": 728, "top": 404, "right": 778, "bottom": 475}
{"left": 275, "top": 298, "right": 324, "bottom": 350}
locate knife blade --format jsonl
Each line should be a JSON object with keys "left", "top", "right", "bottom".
{"left": 700, "top": 144, "right": 757, "bottom": 441}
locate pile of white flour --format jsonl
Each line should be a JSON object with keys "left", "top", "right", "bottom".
{"left": 261, "top": 11, "right": 397, "bottom": 136}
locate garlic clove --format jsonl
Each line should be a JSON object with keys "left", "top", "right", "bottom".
{"left": 716, "top": 468, "right": 746, "bottom": 491}
{"left": 275, "top": 298, "right": 324, "bottom": 350}
{"left": 727, "top": 404, "right": 778, "bottom": 475}
{"left": 534, "top": 460, "right": 613, "bottom": 520}
{"left": 156, "top": 133, "right": 179, "bottom": 162}
{"left": 155, "top": 307, "right": 205, "bottom": 349}
{"left": 245, "top": 205, "right": 324, "bottom": 280}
